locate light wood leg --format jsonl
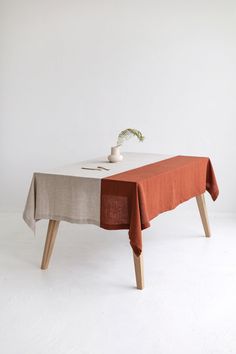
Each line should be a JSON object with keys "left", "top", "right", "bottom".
{"left": 133, "top": 252, "right": 144, "bottom": 290}
{"left": 41, "top": 220, "right": 60, "bottom": 270}
{"left": 196, "top": 194, "right": 211, "bottom": 237}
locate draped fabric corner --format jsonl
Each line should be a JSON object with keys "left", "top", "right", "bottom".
{"left": 23, "top": 173, "right": 37, "bottom": 232}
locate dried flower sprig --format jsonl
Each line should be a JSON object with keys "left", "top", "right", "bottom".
{"left": 117, "top": 128, "right": 145, "bottom": 146}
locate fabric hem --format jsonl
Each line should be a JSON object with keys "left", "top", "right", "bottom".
{"left": 33, "top": 214, "right": 100, "bottom": 227}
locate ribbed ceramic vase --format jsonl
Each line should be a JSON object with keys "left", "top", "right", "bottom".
{"left": 108, "top": 146, "right": 123, "bottom": 163}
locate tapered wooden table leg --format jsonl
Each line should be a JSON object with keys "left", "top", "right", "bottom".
{"left": 196, "top": 194, "right": 211, "bottom": 237}
{"left": 133, "top": 252, "right": 144, "bottom": 290}
{"left": 41, "top": 220, "right": 60, "bottom": 270}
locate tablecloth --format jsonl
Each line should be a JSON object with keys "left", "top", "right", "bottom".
{"left": 23, "top": 152, "right": 219, "bottom": 255}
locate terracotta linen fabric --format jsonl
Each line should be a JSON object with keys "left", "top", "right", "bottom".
{"left": 100, "top": 156, "right": 219, "bottom": 256}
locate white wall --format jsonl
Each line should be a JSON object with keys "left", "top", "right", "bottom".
{"left": 1, "top": 0, "right": 236, "bottom": 213}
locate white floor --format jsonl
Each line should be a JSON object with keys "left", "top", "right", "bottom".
{"left": 1, "top": 207, "right": 236, "bottom": 354}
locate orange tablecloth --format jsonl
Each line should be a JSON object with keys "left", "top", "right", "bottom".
{"left": 101, "top": 156, "right": 219, "bottom": 256}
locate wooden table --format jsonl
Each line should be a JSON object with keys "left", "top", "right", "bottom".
{"left": 23, "top": 153, "right": 219, "bottom": 289}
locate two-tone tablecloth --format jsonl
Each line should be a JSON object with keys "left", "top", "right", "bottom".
{"left": 23, "top": 152, "right": 219, "bottom": 255}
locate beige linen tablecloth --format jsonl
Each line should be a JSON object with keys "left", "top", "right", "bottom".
{"left": 23, "top": 153, "right": 171, "bottom": 231}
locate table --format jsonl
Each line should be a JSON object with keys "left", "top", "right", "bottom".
{"left": 23, "top": 152, "right": 219, "bottom": 289}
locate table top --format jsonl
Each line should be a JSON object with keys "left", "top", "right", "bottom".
{"left": 40, "top": 152, "right": 173, "bottom": 179}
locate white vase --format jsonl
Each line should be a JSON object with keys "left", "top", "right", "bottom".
{"left": 108, "top": 146, "right": 123, "bottom": 163}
